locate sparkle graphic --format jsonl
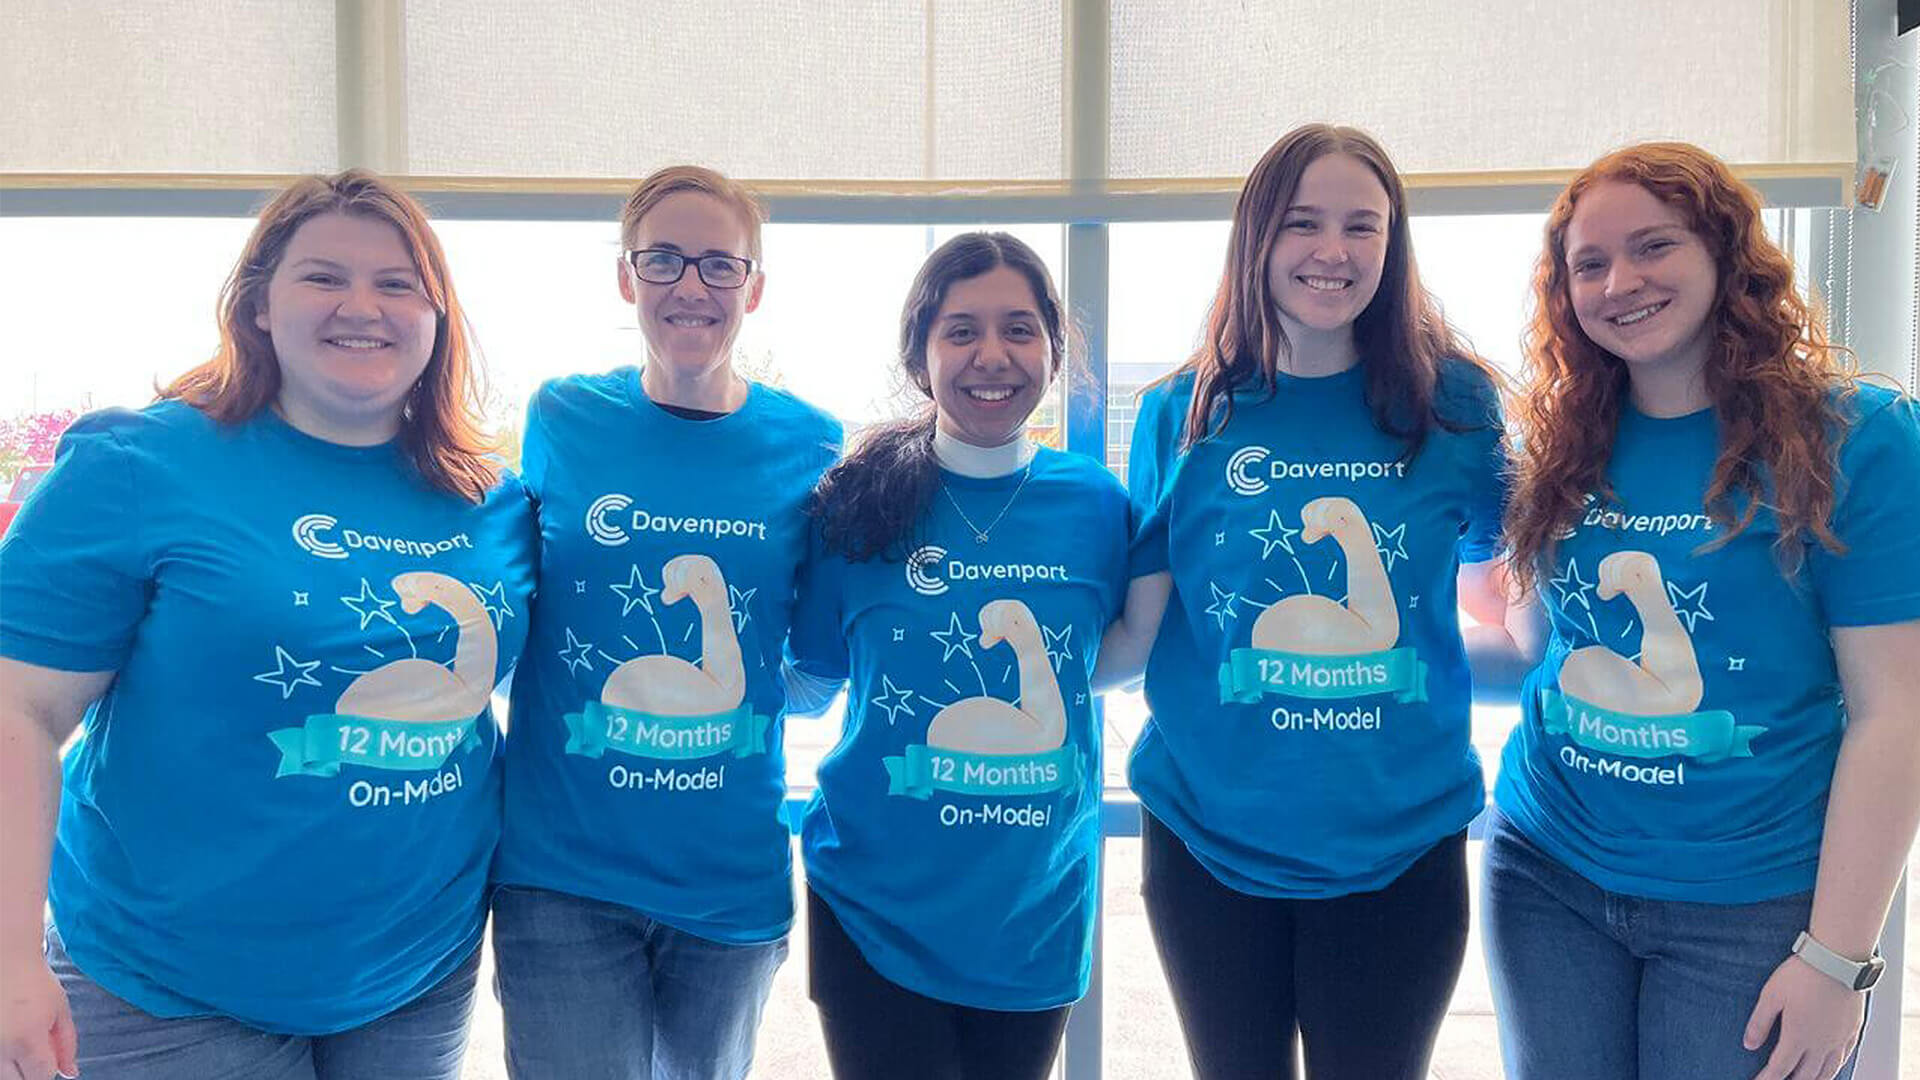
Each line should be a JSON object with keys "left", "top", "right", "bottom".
{"left": 1371, "top": 522, "right": 1409, "bottom": 572}
{"left": 341, "top": 578, "right": 397, "bottom": 630}
{"left": 1075, "top": 692, "right": 1088, "bottom": 706}
{"left": 1206, "top": 582, "right": 1241, "bottom": 630}
{"left": 559, "top": 628, "right": 595, "bottom": 674}
{"left": 1665, "top": 580, "right": 1714, "bottom": 634}
{"left": 930, "top": 611, "right": 975, "bottom": 662}
{"left": 892, "top": 627, "right": 906, "bottom": 642}
{"left": 872, "top": 675, "right": 916, "bottom": 726}
{"left": 468, "top": 579, "right": 514, "bottom": 630}
{"left": 1249, "top": 509, "right": 1301, "bottom": 559}
{"left": 575, "top": 580, "right": 587, "bottom": 594}
{"left": 1409, "top": 595, "right": 1420, "bottom": 609}
{"left": 1549, "top": 558, "right": 1596, "bottom": 611}
{"left": 1042, "top": 624, "right": 1074, "bottom": 672}
{"left": 292, "top": 591, "right": 309, "bottom": 606}
{"left": 1727, "top": 657, "right": 1747, "bottom": 671}
{"left": 610, "top": 565, "right": 661, "bottom": 617}
{"left": 253, "top": 646, "right": 323, "bottom": 699}
{"left": 1215, "top": 531, "right": 1227, "bottom": 546}
{"left": 728, "top": 585, "right": 757, "bottom": 632}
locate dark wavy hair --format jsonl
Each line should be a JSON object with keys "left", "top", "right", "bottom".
{"left": 808, "top": 232, "right": 1066, "bottom": 561}
{"left": 161, "top": 169, "right": 498, "bottom": 501}
{"left": 1170, "top": 124, "right": 1492, "bottom": 455}
{"left": 1504, "top": 142, "right": 1853, "bottom": 595}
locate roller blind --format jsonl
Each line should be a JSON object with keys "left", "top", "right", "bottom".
{"left": 2, "top": 0, "right": 1853, "bottom": 192}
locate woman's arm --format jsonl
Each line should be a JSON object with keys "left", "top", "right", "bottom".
{"left": 1458, "top": 559, "right": 1544, "bottom": 693}
{"left": 1, "top": 657, "right": 113, "bottom": 1080}
{"left": 1093, "top": 571, "right": 1172, "bottom": 693}
{"left": 1745, "top": 619, "right": 1920, "bottom": 1080}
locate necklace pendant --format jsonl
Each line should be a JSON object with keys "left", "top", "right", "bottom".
{"left": 973, "top": 532, "right": 989, "bottom": 544}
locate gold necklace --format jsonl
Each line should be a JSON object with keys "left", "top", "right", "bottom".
{"left": 941, "top": 463, "right": 1034, "bottom": 544}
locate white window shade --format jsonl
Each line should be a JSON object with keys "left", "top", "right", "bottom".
{"left": 0, "top": 0, "right": 337, "bottom": 174}
{"left": 1111, "top": 0, "right": 1853, "bottom": 185}
{"left": 1, "top": 0, "right": 1851, "bottom": 194}
{"left": 402, "top": 0, "right": 1062, "bottom": 183}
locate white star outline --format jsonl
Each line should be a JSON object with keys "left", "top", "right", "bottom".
{"left": 728, "top": 584, "right": 757, "bottom": 633}
{"left": 1371, "top": 522, "right": 1409, "bottom": 572}
{"left": 929, "top": 611, "right": 975, "bottom": 662}
{"left": 254, "top": 645, "right": 323, "bottom": 700}
{"left": 609, "top": 565, "right": 661, "bottom": 617}
{"left": 340, "top": 578, "right": 398, "bottom": 630}
{"left": 559, "top": 628, "right": 595, "bottom": 674}
{"left": 1042, "top": 624, "right": 1074, "bottom": 673}
{"left": 1249, "top": 509, "right": 1301, "bottom": 559}
{"left": 468, "top": 579, "right": 514, "bottom": 630}
{"left": 1665, "top": 579, "right": 1714, "bottom": 634}
{"left": 871, "top": 675, "right": 916, "bottom": 726}
{"left": 1549, "top": 558, "right": 1596, "bottom": 612}
{"left": 1205, "top": 582, "right": 1241, "bottom": 630}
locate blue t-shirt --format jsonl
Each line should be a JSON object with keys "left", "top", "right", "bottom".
{"left": 1495, "top": 385, "right": 1920, "bottom": 903}
{"left": 0, "top": 401, "right": 535, "bottom": 1035}
{"left": 496, "top": 370, "right": 841, "bottom": 943}
{"left": 790, "top": 449, "right": 1130, "bottom": 1010}
{"left": 1127, "top": 363, "right": 1507, "bottom": 898}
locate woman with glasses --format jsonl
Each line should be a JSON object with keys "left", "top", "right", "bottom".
{"left": 0, "top": 170, "right": 534, "bottom": 1080}
{"left": 1486, "top": 142, "right": 1920, "bottom": 1080}
{"left": 491, "top": 165, "right": 841, "bottom": 1080}
{"left": 787, "top": 232, "right": 1132, "bottom": 1079}
{"left": 1105, "top": 124, "right": 1527, "bottom": 1079}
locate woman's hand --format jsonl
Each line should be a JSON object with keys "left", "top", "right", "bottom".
{"left": 0, "top": 953, "right": 78, "bottom": 1080}
{"left": 1743, "top": 954, "right": 1865, "bottom": 1080}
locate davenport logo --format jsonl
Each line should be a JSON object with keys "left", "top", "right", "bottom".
{"left": 1226, "top": 446, "right": 1409, "bottom": 497}
{"left": 1226, "top": 446, "right": 1270, "bottom": 496}
{"left": 905, "top": 545, "right": 1068, "bottom": 597}
{"left": 586, "top": 492, "right": 770, "bottom": 548}
{"left": 290, "top": 513, "right": 472, "bottom": 561}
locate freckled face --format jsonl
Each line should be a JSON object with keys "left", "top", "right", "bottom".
{"left": 1563, "top": 180, "right": 1719, "bottom": 378}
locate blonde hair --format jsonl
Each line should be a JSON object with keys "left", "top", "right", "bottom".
{"left": 618, "top": 165, "right": 767, "bottom": 258}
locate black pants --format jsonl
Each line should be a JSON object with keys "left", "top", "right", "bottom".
{"left": 1141, "top": 811, "right": 1469, "bottom": 1080}
{"left": 807, "top": 888, "right": 1072, "bottom": 1080}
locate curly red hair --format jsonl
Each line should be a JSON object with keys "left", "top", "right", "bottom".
{"left": 1505, "top": 142, "right": 1852, "bottom": 595}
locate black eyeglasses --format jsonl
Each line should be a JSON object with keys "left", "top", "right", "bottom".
{"left": 623, "top": 248, "right": 757, "bottom": 289}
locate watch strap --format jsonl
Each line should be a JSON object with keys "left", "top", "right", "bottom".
{"left": 1793, "top": 931, "right": 1884, "bottom": 991}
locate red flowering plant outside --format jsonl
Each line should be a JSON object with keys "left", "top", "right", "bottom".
{"left": 0, "top": 408, "right": 79, "bottom": 486}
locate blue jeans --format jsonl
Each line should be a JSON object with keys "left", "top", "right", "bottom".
{"left": 1482, "top": 811, "right": 1860, "bottom": 1080}
{"left": 491, "top": 884, "right": 788, "bottom": 1080}
{"left": 47, "top": 922, "right": 478, "bottom": 1080}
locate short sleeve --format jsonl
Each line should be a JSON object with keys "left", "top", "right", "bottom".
{"left": 787, "top": 524, "right": 850, "bottom": 682}
{"left": 518, "top": 384, "right": 553, "bottom": 499}
{"left": 1808, "top": 392, "right": 1920, "bottom": 628}
{"left": 1126, "top": 383, "right": 1182, "bottom": 578}
{"left": 0, "top": 414, "right": 153, "bottom": 671}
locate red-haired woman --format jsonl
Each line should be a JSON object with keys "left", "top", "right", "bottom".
{"left": 1486, "top": 142, "right": 1920, "bottom": 1080}
{"left": 1106, "top": 124, "right": 1528, "bottom": 1079}
{"left": 0, "top": 171, "right": 534, "bottom": 1080}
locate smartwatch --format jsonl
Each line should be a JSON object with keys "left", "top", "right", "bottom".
{"left": 1792, "top": 931, "right": 1885, "bottom": 991}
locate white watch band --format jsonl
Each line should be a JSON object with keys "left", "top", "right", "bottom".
{"left": 1792, "top": 931, "right": 1882, "bottom": 991}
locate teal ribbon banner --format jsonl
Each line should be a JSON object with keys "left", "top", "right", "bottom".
{"left": 1543, "top": 689, "right": 1764, "bottom": 764}
{"left": 270, "top": 713, "right": 478, "bottom": 778}
{"left": 1220, "top": 646, "right": 1428, "bottom": 705}
{"left": 883, "top": 744, "right": 1081, "bottom": 800}
{"left": 563, "top": 701, "right": 769, "bottom": 761}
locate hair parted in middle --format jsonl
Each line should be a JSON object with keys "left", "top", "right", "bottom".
{"left": 1502, "top": 141, "right": 1854, "bottom": 596}
{"left": 1170, "top": 123, "right": 1494, "bottom": 456}
{"left": 160, "top": 168, "right": 498, "bottom": 502}
{"left": 807, "top": 231, "right": 1067, "bottom": 563}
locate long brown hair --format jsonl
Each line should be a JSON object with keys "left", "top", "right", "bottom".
{"left": 162, "top": 169, "right": 498, "bottom": 501}
{"left": 808, "top": 232, "right": 1067, "bottom": 562}
{"left": 1173, "top": 123, "right": 1491, "bottom": 454}
{"left": 1504, "top": 142, "right": 1852, "bottom": 594}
